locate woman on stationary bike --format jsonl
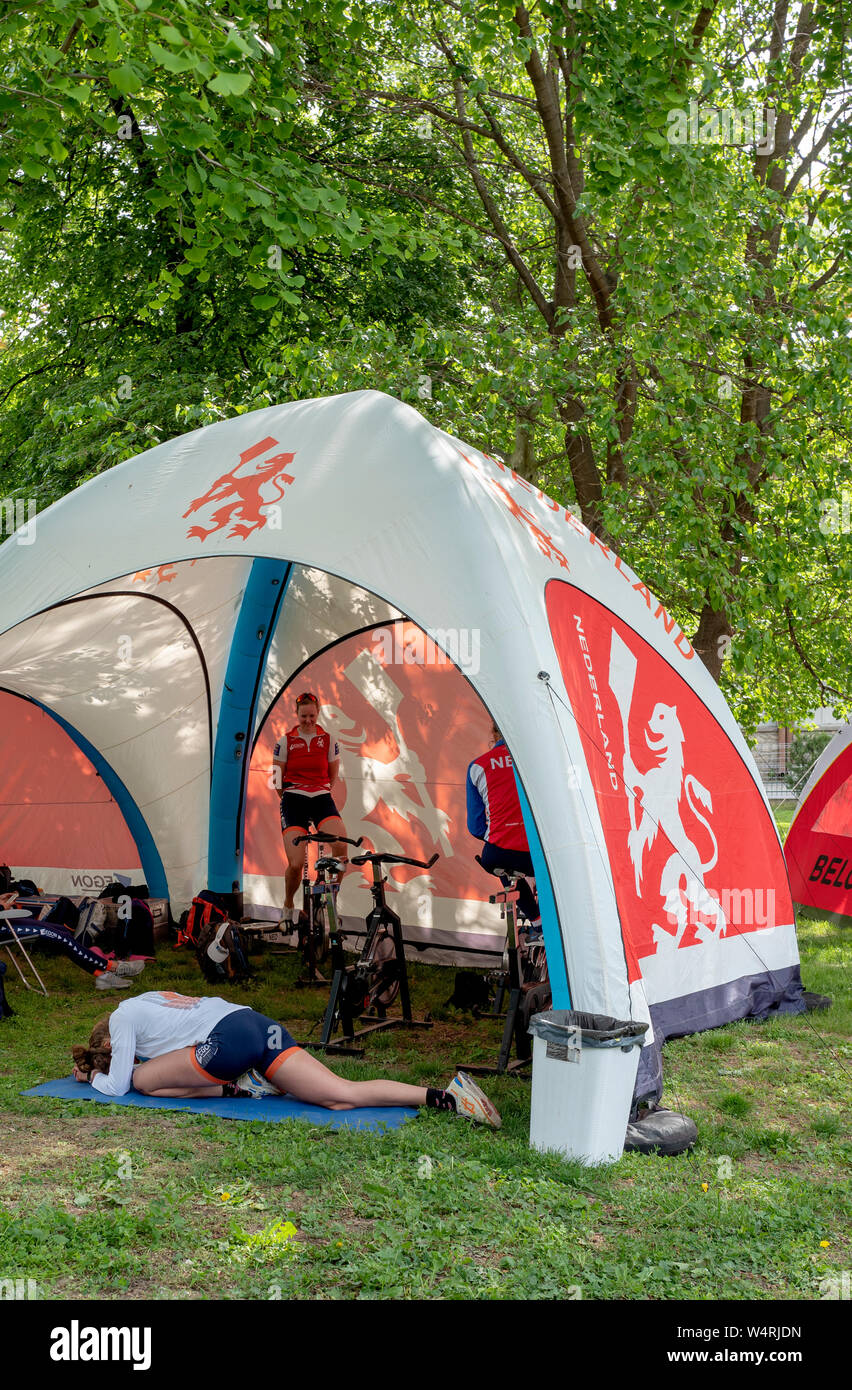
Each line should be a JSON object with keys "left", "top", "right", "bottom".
{"left": 273, "top": 691, "right": 350, "bottom": 930}
{"left": 466, "top": 721, "right": 542, "bottom": 937}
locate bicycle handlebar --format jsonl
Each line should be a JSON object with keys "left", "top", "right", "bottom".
{"left": 351, "top": 851, "right": 439, "bottom": 870}
{"left": 293, "top": 832, "right": 364, "bottom": 848}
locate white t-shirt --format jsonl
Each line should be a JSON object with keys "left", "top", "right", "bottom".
{"left": 90, "top": 992, "right": 248, "bottom": 1097}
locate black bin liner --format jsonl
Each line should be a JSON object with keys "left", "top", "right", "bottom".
{"left": 529, "top": 1008, "right": 648, "bottom": 1051}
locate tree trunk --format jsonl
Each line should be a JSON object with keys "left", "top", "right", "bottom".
{"left": 691, "top": 602, "right": 732, "bottom": 681}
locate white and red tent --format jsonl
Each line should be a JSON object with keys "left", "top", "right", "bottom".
{"left": 785, "top": 723, "right": 852, "bottom": 918}
{"left": 0, "top": 390, "right": 805, "bottom": 1097}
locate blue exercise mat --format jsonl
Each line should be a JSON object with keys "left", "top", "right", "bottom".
{"left": 24, "top": 1077, "right": 417, "bottom": 1130}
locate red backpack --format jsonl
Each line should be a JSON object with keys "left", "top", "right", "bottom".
{"left": 176, "top": 894, "right": 227, "bottom": 950}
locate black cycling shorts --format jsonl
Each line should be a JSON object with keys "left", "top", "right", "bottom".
{"left": 280, "top": 791, "right": 340, "bottom": 834}
{"left": 191, "top": 1008, "right": 300, "bottom": 1084}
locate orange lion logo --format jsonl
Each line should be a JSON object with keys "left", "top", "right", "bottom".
{"left": 183, "top": 437, "right": 296, "bottom": 541}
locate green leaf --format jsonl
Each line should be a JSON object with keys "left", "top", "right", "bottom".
{"left": 207, "top": 70, "right": 253, "bottom": 97}
{"left": 148, "top": 40, "right": 194, "bottom": 73}
{"left": 223, "top": 28, "right": 253, "bottom": 58}
{"left": 111, "top": 63, "right": 144, "bottom": 95}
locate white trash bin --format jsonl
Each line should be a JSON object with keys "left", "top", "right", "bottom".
{"left": 528, "top": 1010, "right": 648, "bottom": 1165}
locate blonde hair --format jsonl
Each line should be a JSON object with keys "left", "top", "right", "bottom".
{"left": 71, "top": 1015, "right": 112, "bottom": 1077}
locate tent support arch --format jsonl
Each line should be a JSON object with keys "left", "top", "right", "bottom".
{"left": 514, "top": 775, "right": 571, "bottom": 1009}
{"left": 207, "top": 559, "right": 291, "bottom": 897}
{"left": 45, "top": 590, "right": 215, "bottom": 767}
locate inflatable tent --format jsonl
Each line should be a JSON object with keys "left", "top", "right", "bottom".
{"left": 0, "top": 390, "right": 805, "bottom": 1096}
{"left": 785, "top": 722, "right": 852, "bottom": 918}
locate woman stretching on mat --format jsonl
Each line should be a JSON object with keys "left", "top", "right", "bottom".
{"left": 272, "top": 690, "right": 349, "bottom": 930}
{"left": 70, "top": 991, "right": 501, "bottom": 1128}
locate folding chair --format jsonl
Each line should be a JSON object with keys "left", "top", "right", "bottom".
{"left": 0, "top": 909, "right": 49, "bottom": 996}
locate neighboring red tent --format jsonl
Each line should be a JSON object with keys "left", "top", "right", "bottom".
{"left": 785, "top": 723, "right": 852, "bottom": 918}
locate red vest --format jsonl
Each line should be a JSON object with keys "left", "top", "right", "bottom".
{"left": 279, "top": 725, "right": 335, "bottom": 793}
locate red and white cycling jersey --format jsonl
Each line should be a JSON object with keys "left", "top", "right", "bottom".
{"left": 273, "top": 724, "right": 340, "bottom": 794}
{"left": 466, "top": 740, "right": 529, "bottom": 852}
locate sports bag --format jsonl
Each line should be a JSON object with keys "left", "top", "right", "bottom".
{"left": 98, "top": 881, "right": 149, "bottom": 901}
{"left": 445, "top": 971, "right": 492, "bottom": 1014}
{"left": 176, "top": 892, "right": 226, "bottom": 950}
{"left": 117, "top": 899, "right": 155, "bottom": 958}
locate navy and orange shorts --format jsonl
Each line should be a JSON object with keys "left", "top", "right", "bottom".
{"left": 279, "top": 791, "right": 340, "bottom": 834}
{"left": 191, "top": 1008, "right": 300, "bottom": 1085}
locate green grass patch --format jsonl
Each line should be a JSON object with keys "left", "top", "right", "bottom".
{"left": 0, "top": 916, "right": 849, "bottom": 1300}
{"left": 716, "top": 1093, "right": 753, "bottom": 1118}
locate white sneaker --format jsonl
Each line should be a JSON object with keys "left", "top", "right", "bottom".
{"left": 446, "top": 1072, "right": 502, "bottom": 1129}
{"left": 95, "top": 972, "right": 131, "bottom": 990}
{"left": 112, "top": 958, "right": 145, "bottom": 977}
{"left": 277, "top": 908, "right": 297, "bottom": 935}
{"left": 235, "top": 1068, "right": 279, "bottom": 1098}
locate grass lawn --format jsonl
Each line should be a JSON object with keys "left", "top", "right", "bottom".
{"left": 1, "top": 901, "right": 849, "bottom": 1303}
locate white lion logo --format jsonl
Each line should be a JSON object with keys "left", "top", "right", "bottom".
{"left": 609, "top": 633, "right": 727, "bottom": 950}
{"left": 317, "top": 649, "right": 453, "bottom": 867}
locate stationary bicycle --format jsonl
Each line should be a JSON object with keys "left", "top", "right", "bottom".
{"left": 311, "top": 848, "right": 437, "bottom": 1055}
{"left": 292, "top": 830, "right": 363, "bottom": 987}
{"left": 458, "top": 855, "right": 548, "bottom": 1077}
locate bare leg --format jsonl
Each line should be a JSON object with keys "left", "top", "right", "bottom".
{"left": 132, "top": 1045, "right": 225, "bottom": 1098}
{"left": 270, "top": 1047, "right": 429, "bottom": 1110}
{"left": 141, "top": 1087, "right": 224, "bottom": 1098}
{"left": 318, "top": 814, "right": 349, "bottom": 888}
{"left": 283, "top": 828, "right": 305, "bottom": 910}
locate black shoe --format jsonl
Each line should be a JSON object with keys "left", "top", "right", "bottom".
{"left": 802, "top": 991, "right": 832, "bottom": 1011}
{"left": 624, "top": 1107, "right": 698, "bottom": 1156}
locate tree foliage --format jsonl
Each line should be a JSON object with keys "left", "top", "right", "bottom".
{"left": 1, "top": 1, "right": 851, "bottom": 731}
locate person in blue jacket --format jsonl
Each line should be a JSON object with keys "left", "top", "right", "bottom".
{"left": 466, "top": 722, "right": 542, "bottom": 933}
